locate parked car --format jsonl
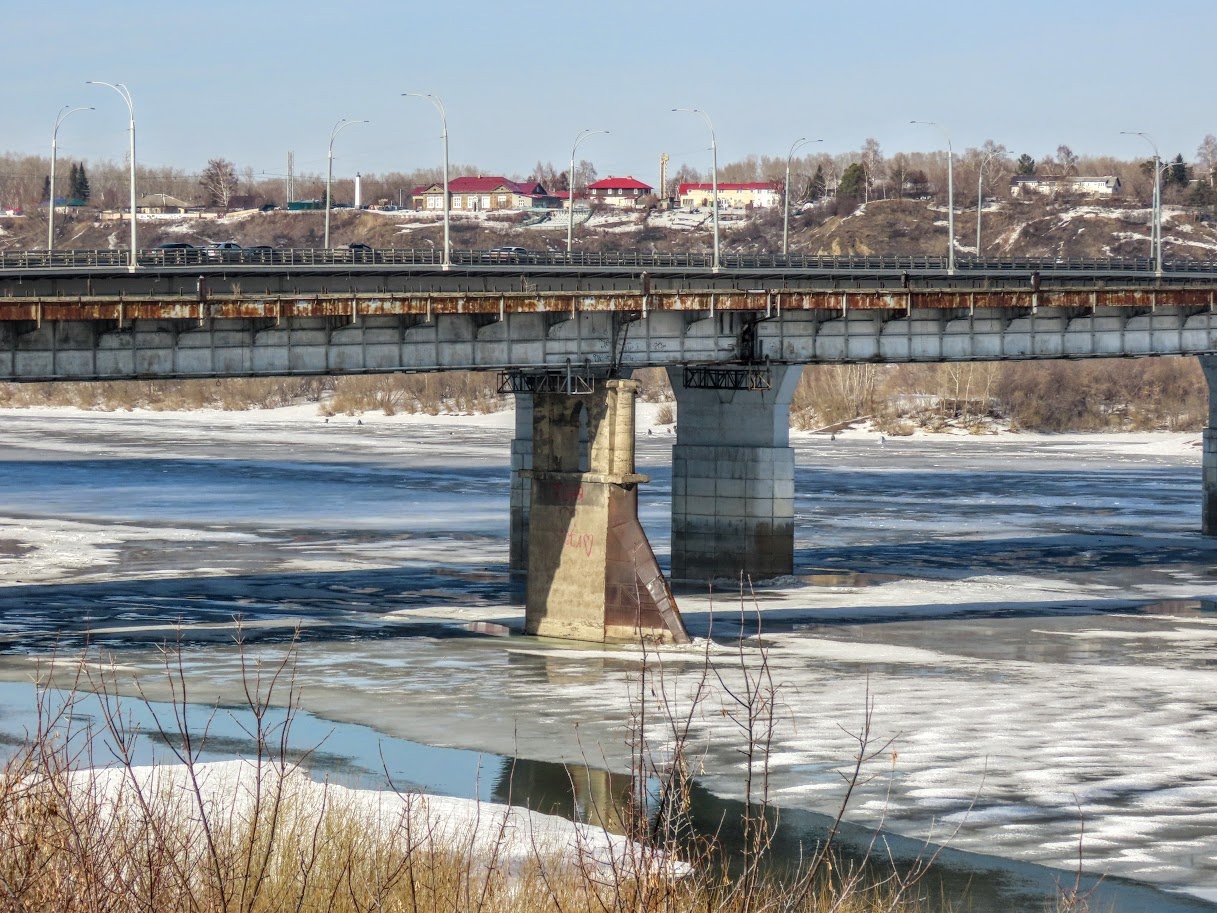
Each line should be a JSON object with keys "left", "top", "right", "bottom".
{"left": 485, "top": 246, "right": 531, "bottom": 263}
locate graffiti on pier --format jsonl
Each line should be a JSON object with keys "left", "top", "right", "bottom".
{"left": 564, "top": 530, "right": 596, "bottom": 557}
{"left": 548, "top": 482, "right": 585, "bottom": 502}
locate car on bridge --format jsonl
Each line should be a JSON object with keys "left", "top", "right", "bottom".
{"left": 145, "top": 242, "right": 201, "bottom": 266}
{"left": 204, "top": 242, "right": 242, "bottom": 261}
{"left": 243, "top": 245, "right": 277, "bottom": 263}
{"left": 484, "top": 246, "right": 533, "bottom": 263}
{"left": 346, "top": 242, "right": 379, "bottom": 263}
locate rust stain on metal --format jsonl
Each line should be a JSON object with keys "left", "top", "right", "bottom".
{"left": 1, "top": 287, "right": 1215, "bottom": 322}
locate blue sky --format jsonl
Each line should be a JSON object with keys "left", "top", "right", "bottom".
{"left": 3, "top": 0, "right": 1212, "bottom": 183}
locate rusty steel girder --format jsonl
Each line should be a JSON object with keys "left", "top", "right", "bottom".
{"left": 0, "top": 286, "right": 1215, "bottom": 324}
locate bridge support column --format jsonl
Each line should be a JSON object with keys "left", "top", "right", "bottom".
{"left": 1201, "top": 356, "right": 1217, "bottom": 536}
{"left": 509, "top": 394, "right": 533, "bottom": 570}
{"left": 525, "top": 379, "right": 688, "bottom": 644}
{"left": 668, "top": 365, "right": 801, "bottom": 582}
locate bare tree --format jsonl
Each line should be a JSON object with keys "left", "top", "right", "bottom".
{"left": 573, "top": 159, "right": 598, "bottom": 192}
{"left": 200, "top": 158, "right": 239, "bottom": 210}
{"left": 670, "top": 163, "right": 701, "bottom": 190}
{"left": 888, "top": 152, "right": 910, "bottom": 198}
{"left": 530, "top": 160, "right": 560, "bottom": 190}
{"left": 1055, "top": 144, "right": 1079, "bottom": 176}
{"left": 1197, "top": 134, "right": 1217, "bottom": 187}
{"left": 860, "top": 138, "right": 885, "bottom": 202}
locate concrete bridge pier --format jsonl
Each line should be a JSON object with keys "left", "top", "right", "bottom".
{"left": 1201, "top": 355, "right": 1217, "bottom": 535}
{"left": 524, "top": 378, "right": 688, "bottom": 644}
{"left": 509, "top": 393, "right": 533, "bottom": 570}
{"left": 667, "top": 365, "right": 801, "bottom": 582}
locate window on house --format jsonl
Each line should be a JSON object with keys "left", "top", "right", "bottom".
{"left": 452, "top": 195, "right": 462, "bottom": 208}
{"left": 498, "top": 194, "right": 507, "bottom": 205}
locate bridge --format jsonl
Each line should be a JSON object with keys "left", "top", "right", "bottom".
{"left": 5, "top": 250, "right": 1217, "bottom": 645}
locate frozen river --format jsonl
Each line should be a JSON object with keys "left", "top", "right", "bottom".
{"left": 1, "top": 405, "right": 1216, "bottom": 912}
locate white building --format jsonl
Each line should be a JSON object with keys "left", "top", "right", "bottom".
{"left": 1010, "top": 175, "right": 1121, "bottom": 197}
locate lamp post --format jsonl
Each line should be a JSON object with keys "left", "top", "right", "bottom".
{"left": 783, "top": 136, "right": 821, "bottom": 257}
{"left": 975, "top": 149, "right": 1004, "bottom": 258}
{"left": 404, "top": 93, "right": 450, "bottom": 269}
{"left": 912, "top": 120, "right": 955, "bottom": 274}
{"left": 87, "top": 81, "right": 136, "bottom": 270}
{"left": 567, "top": 128, "right": 608, "bottom": 256}
{"left": 48, "top": 105, "right": 93, "bottom": 252}
{"left": 1122, "top": 131, "right": 1162, "bottom": 277}
{"left": 673, "top": 108, "right": 719, "bottom": 270}
{"left": 323, "top": 118, "right": 368, "bottom": 249}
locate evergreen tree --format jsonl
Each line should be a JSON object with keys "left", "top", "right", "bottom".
{"left": 837, "top": 163, "right": 866, "bottom": 199}
{"left": 1169, "top": 153, "right": 1189, "bottom": 189}
{"left": 75, "top": 163, "right": 91, "bottom": 202}
{"left": 1015, "top": 154, "right": 1036, "bottom": 176}
{"left": 1188, "top": 180, "right": 1216, "bottom": 207}
{"left": 67, "top": 163, "right": 78, "bottom": 201}
{"left": 809, "top": 164, "right": 826, "bottom": 200}
{"left": 41, "top": 175, "right": 50, "bottom": 204}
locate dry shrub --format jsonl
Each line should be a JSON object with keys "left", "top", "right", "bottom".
{"left": 326, "top": 371, "right": 506, "bottom": 417}
{"left": 994, "top": 357, "right": 1205, "bottom": 432}
{"left": 791, "top": 365, "right": 880, "bottom": 430}
{"left": 632, "top": 367, "right": 674, "bottom": 403}
{"left": 656, "top": 403, "right": 675, "bottom": 425}
{"left": 0, "top": 612, "right": 946, "bottom": 913}
{"left": 0, "top": 377, "right": 336, "bottom": 413}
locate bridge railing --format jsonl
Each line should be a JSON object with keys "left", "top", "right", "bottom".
{"left": 0, "top": 248, "right": 1203, "bottom": 273}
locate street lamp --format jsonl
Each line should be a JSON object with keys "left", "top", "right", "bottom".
{"left": 1122, "top": 131, "right": 1162, "bottom": 277}
{"left": 324, "top": 117, "right": 368, "bottom": 249}
{"left": 912, "top": 120, "right": 955, "bottom": 274}
{"left": 87, "top": 81, "right": 136, "bottom": 270}
{"left": 48, "top": 105, "right": 93, "bottom": 252}
{"left": 567, "top": 128, "right": 608, "bottom": 256}
{"left": 404, "top": 93, "right": 450, "bottom": 269}
{"left": 673, "top": 107, "right": 719, "bottom": 270}
{"left": 783, "top": 136, "right": 822, "bottom": 257}
{"left": 975, "top": 148, "right": 1004, "bottom": 258}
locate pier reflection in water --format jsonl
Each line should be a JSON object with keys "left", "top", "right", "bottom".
{"left": 492, "top": 753, "right": 1215, "bottom": 913}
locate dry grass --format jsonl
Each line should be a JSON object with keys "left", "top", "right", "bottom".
{"left": 323, "top": 372, "right": 507, "bottom": 416}
{"left": 0, "top": 377, "right": 332, "bottom": 412}
{"left": 0, "top": 372, "right": 509, "bottom": 417}
{"left": 788, "top": 358, "right": 1205, "bottom": 433}
{"left": 0, "top": 615, "right": 950, "bottom": 913}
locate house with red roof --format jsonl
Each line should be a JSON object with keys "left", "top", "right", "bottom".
{"left": 677, "top": 182, "right": 782, "bottom": 210}
{"left": 411, "top": 176, "right": 559, "bottom": 212}
{"left": 587, "top": 176, "right": 653, "bottom": 209}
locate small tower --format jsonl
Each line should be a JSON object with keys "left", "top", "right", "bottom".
{"left": 659, "top": 153, "right": 670, "bottom": 200}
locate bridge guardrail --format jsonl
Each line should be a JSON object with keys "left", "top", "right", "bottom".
{"left": 0, "top": 247, "right": 1208, "bottom": 274}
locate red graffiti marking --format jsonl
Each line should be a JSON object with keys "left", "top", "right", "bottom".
{"left": 549, "top": 482, "right": 584, "bottom": 502}
{"left": 564, "top": 530, "right": 596, "bottom": 557}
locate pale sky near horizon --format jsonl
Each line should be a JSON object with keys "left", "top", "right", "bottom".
{"left": 3, "top": 1, "right": 1213, "bottom": 185}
